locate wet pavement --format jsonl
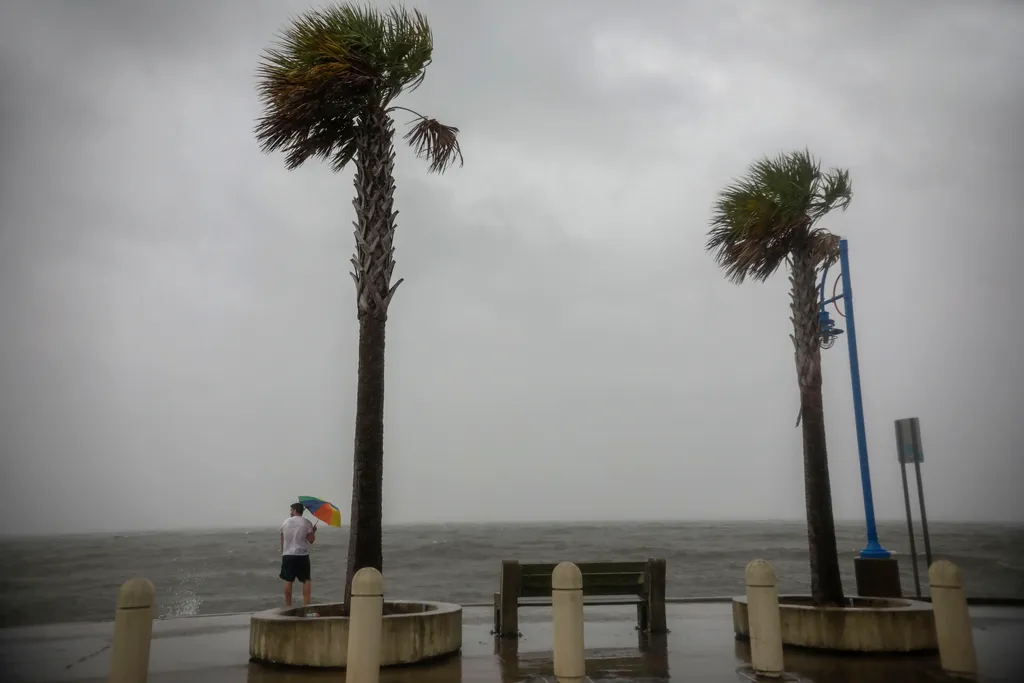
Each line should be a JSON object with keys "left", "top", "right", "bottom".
{"left": 2, "top": 602, "right": 1022, "bottom": 682}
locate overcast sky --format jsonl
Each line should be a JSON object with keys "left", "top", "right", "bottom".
{"left": 1, "top": 0, "right": 1022, "bottom": 535}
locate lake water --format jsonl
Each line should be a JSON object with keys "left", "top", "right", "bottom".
{"left": 1, "top": 520, "right": 1021, "bottom": 627}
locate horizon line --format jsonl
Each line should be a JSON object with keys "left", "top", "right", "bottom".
{"left": 3, "top": 517, "right": 1022, "bottom": 540}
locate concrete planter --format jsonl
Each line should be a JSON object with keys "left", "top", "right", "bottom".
{"left": 732, "top": 595, "right": 937, "bottom": 653}
{"left": 249, "top": 600, "right": 462, "bottom": 668}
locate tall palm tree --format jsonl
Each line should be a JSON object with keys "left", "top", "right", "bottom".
{"left": 254, "top": 4, "right": 463, "bottom": 610}
{"left": 706, "top": 150, "right": 852, "bottom": 606}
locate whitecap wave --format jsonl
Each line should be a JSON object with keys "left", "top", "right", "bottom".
{"left": 160, "top": 573, "right": 203, "bottom": 618}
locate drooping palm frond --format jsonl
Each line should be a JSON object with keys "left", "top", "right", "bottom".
{"left": 398, "top": 110, "right": 463, "bottom": 173}
{"left": 807, "top": 230, "right": 841, "bottom": 270}
{"left": 705, "top": 149, "right": 852, "bottom": 283}
{"left": 254, "top": 3, "right": 434, "bottom": 171}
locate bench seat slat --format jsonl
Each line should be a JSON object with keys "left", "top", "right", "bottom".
{"left": 516, "top": 596, "right": 643, "bottom": 606}
{"left": 520, "top": 574, "right": 646, "bottom": 598}
{"left": 518, "top": 561, "right": 648, "bottom": 576}
{"left": 519, "top": 562, "right": 648, "bottom": 600}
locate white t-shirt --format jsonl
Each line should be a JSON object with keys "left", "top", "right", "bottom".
{"left": 281, "top": 516, "right": 314, "bottom": 556}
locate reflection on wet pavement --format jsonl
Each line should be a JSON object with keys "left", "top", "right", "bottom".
{"left": 244, "top": 656, "right": 470, "bottom": 683}
{"left": 8, "top": 603, "right": 1023, "bottom": 682}
{"left": 242, "top": 631, "right": 676, "bottom": 683}
{"left": 236, "top": 604, "right": 1024, "bottom": 683}
{"left": 494, "top": 631, "right": 671, "bottom": 682}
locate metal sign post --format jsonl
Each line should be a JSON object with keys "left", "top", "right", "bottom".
{"left": 895, "top": 417, "right": 932, "bottom": 598}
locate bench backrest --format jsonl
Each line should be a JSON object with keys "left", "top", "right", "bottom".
{"left": 516, "top": 561, "right": 650, "bottom": 598}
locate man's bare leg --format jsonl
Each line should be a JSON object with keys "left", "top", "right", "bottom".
{"left": 283, "top": 581, "right": 293, "bottom": 607}
{"left": 302, "top": 581, "right": 312, "bottom": 606}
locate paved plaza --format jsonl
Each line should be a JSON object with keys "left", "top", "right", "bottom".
{"left": 2, "top": 602, "right": 1022, "bottom": 682}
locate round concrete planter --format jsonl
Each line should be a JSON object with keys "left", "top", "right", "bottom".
{"left": 732, "top": 595, "right": 936, "bottom": 653}
{"left": 249, "top": 600, "right": 462, "bottom": 668}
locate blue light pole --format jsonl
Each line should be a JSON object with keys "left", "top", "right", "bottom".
{"left": 818, "top": 239, "right": 890, "bottom": 560}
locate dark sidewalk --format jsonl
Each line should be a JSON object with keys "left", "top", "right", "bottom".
{"left": 2, "top": 602, "right": 1022, "bottom": 682}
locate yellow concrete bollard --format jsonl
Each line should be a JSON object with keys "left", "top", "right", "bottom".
{"left": 552, "top": 561, "right": 585, "bottom": 680}
{"left": 745, "top": 560, "right": 784, "bottom": 679}
{"left": 347, "top": 567, "right": 384, "bottom": 683}
{"left": 929, "top": 560, "right": 977, "bottom": 680}
{"left": 108, "top": 578, "right": 156, "bottom": 683}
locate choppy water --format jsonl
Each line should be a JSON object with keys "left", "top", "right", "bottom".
{"left": 1, "top": 520, "right": 1021, "bottom": 628}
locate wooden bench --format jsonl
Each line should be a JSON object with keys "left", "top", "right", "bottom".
{"left": 492, "top": 558, "right": 667, "bottom": 637}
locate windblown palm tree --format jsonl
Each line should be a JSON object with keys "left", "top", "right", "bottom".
{"left": 706, "top": 150, "right": 851, "bottom": 606}
{"left": 254, "top": 4, "right": 462, "bottom": 609}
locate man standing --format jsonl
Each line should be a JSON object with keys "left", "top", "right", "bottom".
{"left": 280, "top": 502, "right": 316, "bottom": 607}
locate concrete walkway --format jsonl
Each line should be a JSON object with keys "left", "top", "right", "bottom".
{"left": 2, "top": 603, "right": 1022, "bottom": 682}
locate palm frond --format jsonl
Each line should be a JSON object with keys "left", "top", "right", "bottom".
{"left": 254, "top": 3, "right": 434, "bottom": 170}
{"left": 705, "top": 149, "right": 852, "bottom": 283}
{"left": 705, "top": 228, "right": 797, "bottom": 284}
{"left": 401, "top": 115, "right": 463, "bottom": 174}
{"left": 705, "top": 183, "right": 794, "bottom": 283}
{"left": 748, "top": 148, "right": 820, "bottom": 217}
{"left": 809, "top": 168, "right": 852, "bottom": 220}
{"left": 806, "top": 230, "right": 841, "bottom": 270}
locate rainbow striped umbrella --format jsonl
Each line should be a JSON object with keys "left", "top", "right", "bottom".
{"left": 298, "top": 496, "right": 343, "bottom": 528}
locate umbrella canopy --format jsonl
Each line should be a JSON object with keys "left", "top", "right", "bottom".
{"left": 298, "top": 496, "right": 343, "bottom": 527}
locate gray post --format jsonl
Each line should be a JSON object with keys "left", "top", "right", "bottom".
{"left": 899, "top": 460, "right": 921, "bottom": 598}
{"left": 909, "top": 420, "right": 933, "bottom": 568}
{"left": 895, "top": 417, "right": 931, "bottom": 597}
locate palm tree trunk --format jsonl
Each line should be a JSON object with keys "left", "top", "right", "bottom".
{"left": 790, "top": 248, "right": 845, "bottom": 607}
{"left": 343, "top": 105, "right": 400, "bottom": 611}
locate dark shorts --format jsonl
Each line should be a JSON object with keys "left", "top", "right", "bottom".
{"left": 279, "top": 554, "right": 311, "bottom": 583}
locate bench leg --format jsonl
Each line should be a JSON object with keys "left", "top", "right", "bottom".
{"left": 500, "top": 604, "right": 519, "bottom": 638}
{"left": 637, "top": 602, "right": 649, "bottom": 632}
{"left": 499, "top": 560, "right": 521, "bottom": 638}
{"left": 492, "top": 592, "right": 500, "bottom": 635}
{"left": 648, "top": 595, "right": 667, "bottom": 634}
{"left": 647, "top": 558, "right": 668, "bottom": 633}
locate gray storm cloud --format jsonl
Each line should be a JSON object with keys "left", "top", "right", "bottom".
{"left": 0, "top": 0, "right": 1022, "bottom": 534}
